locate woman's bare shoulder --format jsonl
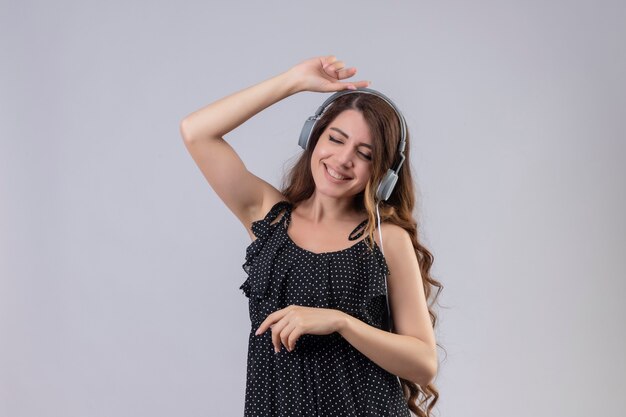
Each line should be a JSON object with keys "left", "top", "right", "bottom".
{"left": 374, "top": 221, "right": 409, "bottom": 246}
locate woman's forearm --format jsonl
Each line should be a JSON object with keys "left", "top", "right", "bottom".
{"left": 337, "top": 312, "right": 437, "bottom": 387}
{"left": 180, "top": 69, "right": 300, "bottom": 141}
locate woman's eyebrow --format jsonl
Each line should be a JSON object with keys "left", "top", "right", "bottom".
{"left": 329, "top": 127, "right": 372, "bottom": 149}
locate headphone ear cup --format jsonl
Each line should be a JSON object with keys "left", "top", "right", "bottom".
{"left": 299, "top": 117, "right": 318, "bottom": 150}
{"left": 376, "top": 169, "right": 398, "bottom": 201}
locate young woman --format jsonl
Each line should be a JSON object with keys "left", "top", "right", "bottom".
{"left": 180, "top": 55, "right": 442, "bottom": 417}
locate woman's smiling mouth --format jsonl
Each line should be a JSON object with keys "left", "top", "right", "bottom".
{"left": 324, "top": 163, "right": 352, "bottom": 182}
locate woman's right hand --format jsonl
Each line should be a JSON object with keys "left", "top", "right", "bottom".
{"left": 286, "top": 55, "right": 371, "bottom": 94}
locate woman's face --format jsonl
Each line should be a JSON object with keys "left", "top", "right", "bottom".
{"left": 311, "top": 109, "right": 374, "bottom": 199}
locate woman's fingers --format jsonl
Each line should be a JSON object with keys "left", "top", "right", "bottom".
{"left": 330, "top": 65, "right": 369, "bottom": 87}
{"left": 264, "top": 307, "right": 299, "bottom": 353}
{"left": 271, "top": 321, "right": 287, "bottom": 353}
{"left": 324, "top": 60, "right": 348, "bottom": 78}
{"left": 290, "top": 55, "right": 372, "bottom": 93}
{"left": 255, "top": 314, "right": 274, "bottom": 335}
{"left": 329, "top": 79, "right": 372, "bottom": 91}
{"left": 321, "top": 55, "right": 337, "bottom": 69}
{"left": 287, "top": 327, "right": 303, "bottom": 351}
{"left": 333, "top": 66, "right": 355, "bottom": 80}
{"left": 352, "top": 80, "right": 372, "bottom": 88}
{"left": 279, "top": 321, "right": 298, "bottom": 352}
{"left": 324, "top": 62, "right": 371, "bottom": 90}
{"left": 258, "top": 305, "right": 346, "bottom": 353}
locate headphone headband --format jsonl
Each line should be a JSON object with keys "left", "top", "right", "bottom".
{"left": 312, "top": 87, "right": 407, "bottom": 150}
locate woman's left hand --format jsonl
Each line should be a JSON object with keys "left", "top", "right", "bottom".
{"left": 255, "top": 305, "right": 347, "bottom": 352}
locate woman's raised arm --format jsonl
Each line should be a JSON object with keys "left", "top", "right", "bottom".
{"left": 179, "top": 56, "right": 369, "bottom": 234}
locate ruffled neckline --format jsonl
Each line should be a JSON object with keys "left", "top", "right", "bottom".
{"left": 278, "top": 201, "right": 386, "bottom": 259}
{"left": 281, "top": 220, "right": 373, "bottom": 257}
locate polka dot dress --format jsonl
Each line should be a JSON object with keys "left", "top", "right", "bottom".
{"left": 239, "top": 200, "right": 411, "bottom": 417}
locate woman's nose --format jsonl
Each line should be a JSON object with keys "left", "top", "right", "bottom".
{"left": 335, "top": 145, "right": 355, "bottom": 167}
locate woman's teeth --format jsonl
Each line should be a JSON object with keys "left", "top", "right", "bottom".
{"left": 326, "top": 165, "right": 348, "bottom": 180}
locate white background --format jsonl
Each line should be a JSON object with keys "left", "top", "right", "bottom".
{"left": 1, "top": 1, "right": 625, "bottom": 416}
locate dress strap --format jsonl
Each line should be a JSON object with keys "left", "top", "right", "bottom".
{"left": 348, "top": 218, "right": 369, "bottom": 241}
{"left": 264, "top": 200, "right": 292, "bottom": 228}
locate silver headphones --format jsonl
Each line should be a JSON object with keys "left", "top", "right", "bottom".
{"left": 298, "top": 87, "right": 407, "bottom": 202}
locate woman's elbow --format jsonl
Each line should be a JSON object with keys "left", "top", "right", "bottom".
{"left": 413, "top": 357, "right": 438, "bottom": 387}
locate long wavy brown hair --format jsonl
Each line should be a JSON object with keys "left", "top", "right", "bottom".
{"left": 278, "top": 92, "right": 445, "bottom": 417}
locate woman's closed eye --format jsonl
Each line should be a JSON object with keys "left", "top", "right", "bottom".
{"left": 329, "top": 136, "right": 372, "bottom": 160}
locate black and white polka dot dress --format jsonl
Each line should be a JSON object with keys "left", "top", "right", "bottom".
{"left": 239, "top": 200, "right": 411, "bottom": 417}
